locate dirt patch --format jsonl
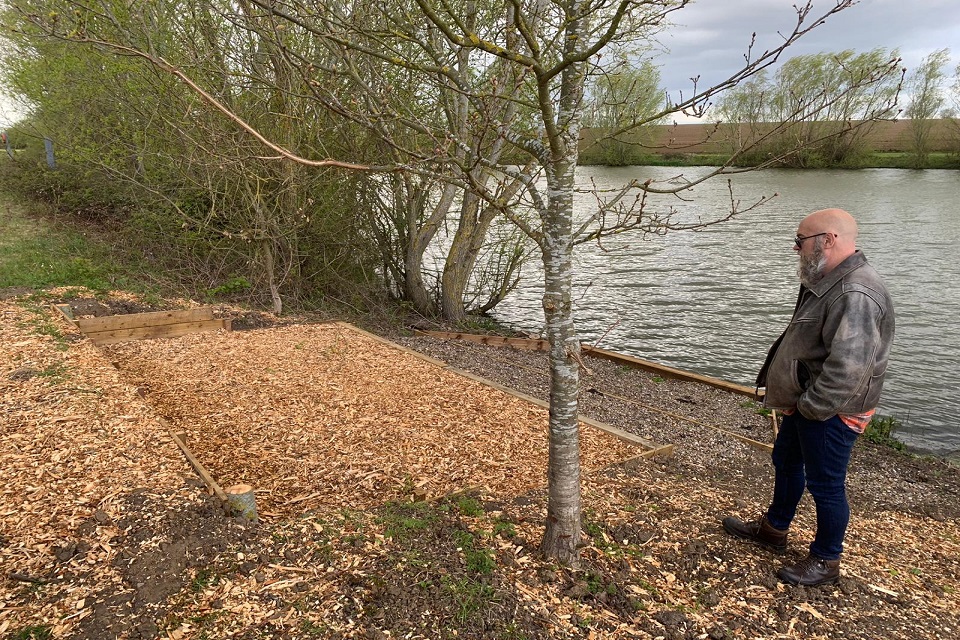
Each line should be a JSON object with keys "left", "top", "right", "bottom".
{"left": 68, "top": 490, "right": 256, "bottom": 640}
{"left": 0, "top": 286, "right": 35, "bottom": 300}
{"left": 228, "top": 310, "right": 287, "bottom": 331}
{"left": 59, "top": 296, "right": 164, "bottom": 318}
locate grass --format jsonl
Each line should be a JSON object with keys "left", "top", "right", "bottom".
{"left": 452, "top": 529, "right": 496, "bottom": 575}
{"left": 441, "top": 575, "right": 498, "bottom": 625}
{"left": 0, "top": 198, "right": 155, "bottom": 296}
{"left": 739, "top": 399, "right": 772, "bottom": 417}
{"left": 377, "top": 501, "right": 440, "bottom": 540}
{"left": 8, "top": 627, "right": 52, "bottom": 640}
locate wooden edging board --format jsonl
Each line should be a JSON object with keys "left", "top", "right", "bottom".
{"left": 414, "top": 330, "right": 758, "bottom": 397}
{"left": 51, "top": 304, "right": 230, "bottom": 345}
{"left": 339, "top": 322, "right": 673, "bottom": 458}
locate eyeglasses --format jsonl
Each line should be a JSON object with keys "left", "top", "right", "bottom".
{"left": 794, "top": 232, "right": 834, "bottom": 249}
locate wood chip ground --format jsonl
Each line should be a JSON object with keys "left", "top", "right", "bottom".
{"left": 2, "top": 292, "right": 958, "bottom": 639}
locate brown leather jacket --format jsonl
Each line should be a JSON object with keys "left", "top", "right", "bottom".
{"left": 757, "top": 251, "right": 895, "bottom": 421}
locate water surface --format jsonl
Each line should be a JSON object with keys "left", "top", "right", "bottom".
{"left": 490, "top": 167, "right": 960, "bottom": 455}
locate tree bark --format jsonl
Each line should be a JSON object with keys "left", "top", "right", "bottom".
{"left": 538, "top": 157, "right": 582, "bottom": 566}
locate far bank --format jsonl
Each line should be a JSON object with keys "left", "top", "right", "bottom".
{"left": 577, "top": 119, "right": 960, "bottom": 169}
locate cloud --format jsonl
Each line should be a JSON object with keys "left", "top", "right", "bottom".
{"left": 653, "top": 0, "right": 960, "bottom": 99}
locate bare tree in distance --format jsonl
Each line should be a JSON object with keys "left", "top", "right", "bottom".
{"left": 8, "top": 0, "right": 904, "bottom": 565}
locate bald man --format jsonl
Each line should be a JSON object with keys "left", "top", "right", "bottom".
{"left": 723, "top": 208, "right": 895, "bottom": 586}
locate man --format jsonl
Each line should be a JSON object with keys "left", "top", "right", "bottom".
{"left": 723, "top": 208, "right": 895, "bottom": 586}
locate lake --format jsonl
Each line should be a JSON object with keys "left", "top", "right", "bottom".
{"left": 489, "top": 166, "right": 960, "bottom": 456}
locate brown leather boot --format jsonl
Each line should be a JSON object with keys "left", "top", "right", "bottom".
{"left": 722, "top": 514, "right": 788, "bottom": 553}
{"left": 777, "top": 553, "right": 841, "bottom": 586}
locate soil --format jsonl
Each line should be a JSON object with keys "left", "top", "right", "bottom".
{"left": 1, "top": 291, "right": 958, "bottom": 640}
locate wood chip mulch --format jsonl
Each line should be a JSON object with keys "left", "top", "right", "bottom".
{"left": 100, "top": 322, "right": 642, "bottom": 517}
{"left": 2, "top": 291, "right": 959, "bottom": 640}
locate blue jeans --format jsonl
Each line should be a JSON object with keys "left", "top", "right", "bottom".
{"left": 765, "top": 411, "right": 860, "bottom": 560}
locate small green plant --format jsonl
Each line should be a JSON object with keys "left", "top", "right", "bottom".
{"left": 299, "top": 619, "right": 330, "bottom": 636}
{"left": 9, "top": 626, "right": 52, "bottom": 640}
{"left": 190, "top": 568, "right": 218, "bottom": 592}
{"left": 458, "top": 315, "right": 503, "bottom": 333}
{"left": 36, "top": 362, "right": 69, "bottom": 382}
{"left": 377, "top": 501, "right": 438, "bottom": 540}
{"left": 204, "top": 276, "right": 251, "bottom": 300}
{"left": 584, "top": 571, "right": 605, "bottom": 594}
{"left": 493, "top": 520, "right": 516, "bottom": 538}
{"left": 454, "top": 494, "right": 484, "bottom": 517}
{"left": 496, "top": 623, "right": 533, "bottom": 640}
{"left": 452, "top": 529, "right": 496, "bottom": 574}
{"left": 863, "top": 415, "right": 906, "bottom": 451}
{"left": 441, "top": 575, "right": 497, "bottom": 624}
{"left": 651, "top": 376, "right": 665, "bottom": 383}
{"left": 740, "top": 399, "right": 772, "bottom": 417}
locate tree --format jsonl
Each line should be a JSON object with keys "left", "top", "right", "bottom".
{"left": 950, "top": 62, "right": 960, "bottom": 155}
{"left": 905, "top": 48, "right": 951, "bottom": 167}
{"left": 714, "top": 70, "right": 771, "bottom": 156}
{"left": 715, "top": 48, "right": 903, "bottom": 167}
{"left": 3, "top": 0, "right": 902, "bottom": 565}
{"left": 582, "top": 58, "right": 666, "bottom": 165}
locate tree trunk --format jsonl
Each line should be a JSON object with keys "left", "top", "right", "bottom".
{"left": 538, "top": 159, "right": 582, "bottom": 566}
{"left": 440, "top": 190, "right": 484, "bottom": 322}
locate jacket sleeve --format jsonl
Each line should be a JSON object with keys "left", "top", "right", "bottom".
{"left": 797, "top": 290, "right": 884, "bottom": 421}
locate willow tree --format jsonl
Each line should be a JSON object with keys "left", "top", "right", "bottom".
{"left": 905, "top": 48, "right": 951, "bottom": 168}
{"left": 720, "top": 48, "right": 904, "bottom": 167}
{"left": 582, "top": 58, "right": 666, "bottom": 165}
{"left": 8, "top": 0, "right": 903, "bottom": 565}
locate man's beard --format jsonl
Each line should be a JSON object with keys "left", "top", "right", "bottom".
{"left": 798, "top": 240, "right": 827, "bottom": 287}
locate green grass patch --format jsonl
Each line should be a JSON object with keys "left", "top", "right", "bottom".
{"left": 377, "top": 501, "right": 439, "bottom": 540}
{"left": 0, "top": 197, "right": 155, "bottom": 296}
{"left": 441, "top": 575, "right": 497, "bottom": 624}
{"left": 190, "top": 568, "right": 219, "bottom": 593}
{"left": 453, "top": 494, "right": 485, "bottom": 517}
{"left": 452, "top": 529, "right": 496, "bottom": 575}
{"left": 739, "top": 399, "right": 772, "bottom": 417}
{"left": 8, "top": 626, "right": 52, "bottom": 640}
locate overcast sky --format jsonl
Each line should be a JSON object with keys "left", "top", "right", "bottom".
{"left": 653, "top": 0, "right": 960, "bottom": 120}
{"left": 3, "top": 1, "right": 957, "bottom": 128}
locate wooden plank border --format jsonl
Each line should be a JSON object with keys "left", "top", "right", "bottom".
{"left": 59, "top": 306, "right": 231, "bottom": 345}
{"left": 51, "top": 304, "right": 79, "bottom": 328}
{"left": 414, "top": 329, "right": 758, "bottom": 397}
{"left": 77, "top": 308, "right": 214, "bottom": 333}
{"left": 161, "top": 416, "right": 229, "bottom": 503}
{"left": 86, "top": 318, "right": 230, "bottom": 345}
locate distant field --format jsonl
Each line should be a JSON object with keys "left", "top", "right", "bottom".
{"left": 582, "top": 118, "right": 960, "bottom": 155}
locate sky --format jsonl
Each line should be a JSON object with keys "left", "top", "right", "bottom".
{"left": 653, "top": 0, "right": 960, "bottom": 121}
{"left": 2, "top": 0, "right": 957, "bottom": 128}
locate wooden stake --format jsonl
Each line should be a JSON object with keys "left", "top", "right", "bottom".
{"left": 163, "top": 419, "right": 228, "bottom": 503}
{"left": 225, "top": 484, "right": 258, "bottom": 522}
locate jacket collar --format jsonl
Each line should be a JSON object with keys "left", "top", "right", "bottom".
{"left": 806, "top": 250, "right": 867, "bottom": 297}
